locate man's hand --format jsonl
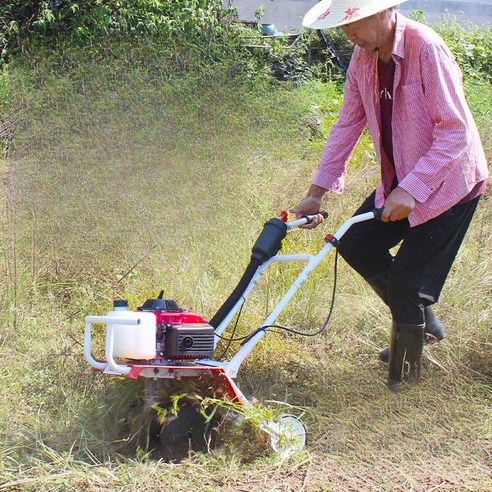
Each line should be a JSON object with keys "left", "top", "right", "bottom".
{"left": 382, "top": 187, "right": 416, "bottom": 222}
{"left": 289, "top": 185, "right": 327, "bottom": 229}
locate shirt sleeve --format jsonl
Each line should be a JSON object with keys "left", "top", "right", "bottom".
{"left": 397, "top": 41, "right": 471, "bottom": 203}
{"left": 312, "top": 55, "right": 367, "bottom": 194}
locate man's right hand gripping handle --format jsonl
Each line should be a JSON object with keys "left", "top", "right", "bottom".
{"left": 289, "top": 185, "right": 328, "bottom": 229}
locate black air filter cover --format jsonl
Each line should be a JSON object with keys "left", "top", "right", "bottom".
{"left": 138, "top": 298, "right": 182, "bottom": 312}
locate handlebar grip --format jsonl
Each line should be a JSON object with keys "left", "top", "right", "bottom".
{"left": 372, "top": 208, "right": 384, "bottom": 220}
{"left": 301, "top": 210, "right": 328, "bottom": 224}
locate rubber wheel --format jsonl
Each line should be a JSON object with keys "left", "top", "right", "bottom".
{"left": 269, "top": 414, "right": 306, "bottom": 457}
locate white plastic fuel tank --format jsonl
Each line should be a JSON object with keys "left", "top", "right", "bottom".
{"left": 107, "top": 300, "right": 156, "bottom": 360}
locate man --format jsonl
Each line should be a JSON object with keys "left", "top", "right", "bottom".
{"left": 291, "top": 0, "right": 488, "bottom": 389}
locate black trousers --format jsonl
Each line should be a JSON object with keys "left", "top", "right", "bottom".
{"left": 337, "top": 191, "right": 481, "bottom": 325}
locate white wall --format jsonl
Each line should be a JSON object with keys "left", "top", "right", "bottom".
{"left": 403, "top": 0, "right": 492, "bottom": 26}
{"left": 224, "top": 0, "right": 317, "bottom": 31}
{"left": 224, "top": 0, "right": 492, "bottom": 30}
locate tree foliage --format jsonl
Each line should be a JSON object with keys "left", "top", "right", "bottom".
{"left": 0, "top": 0, "right": 226, "bottom": 65}
{"left": 434, "top": 19, "right": 492, "bottom": 82}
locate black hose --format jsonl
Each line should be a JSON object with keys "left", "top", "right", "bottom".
{"left": 318, "top": 30, "right": 347, "bottom": 71}
{"left": 209, "top": 259, "right": 261, "bottom": 329}
{"left": 209, "top": 218, "right": 288, "bottom": 329}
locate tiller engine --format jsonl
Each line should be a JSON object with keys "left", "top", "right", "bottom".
{"left": 84, "top": 210, "right": 381, "bottom": 460}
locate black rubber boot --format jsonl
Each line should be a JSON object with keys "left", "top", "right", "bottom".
{"left": 387, "top": 320, "right": 425, "bottom": 391}
{"left": 379, "top": 310, "right": 444, "bottom": 362}
{"left": 364, "top": 274, "right": 445, "bottom": 362}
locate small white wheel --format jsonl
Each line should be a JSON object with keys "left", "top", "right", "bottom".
{"left": 267, "top": 414, "right": 306, "bottom": 457}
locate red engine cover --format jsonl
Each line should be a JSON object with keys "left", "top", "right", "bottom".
{"left": 154, "top": 310, "right": 208, "bottom": 326}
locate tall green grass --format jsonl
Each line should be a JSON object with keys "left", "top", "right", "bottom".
{"left": 0, "top": 51, "right": 348, "bottom": 466}
{"left": 0, "top": 39, "right": 491, "bottom": 491}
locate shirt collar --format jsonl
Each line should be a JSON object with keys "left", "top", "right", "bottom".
{"left": 392, "top": 12, "right": 407, "bottom": 60}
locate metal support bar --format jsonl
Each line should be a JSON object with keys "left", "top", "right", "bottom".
{"left": 214, "top": 254, "right": 313, "bottom": 342}
{"left": 225, "top": 211, "right": 377, "bottom": 377}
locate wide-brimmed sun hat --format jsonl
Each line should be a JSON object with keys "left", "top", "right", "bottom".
{"left": 302, "top": 0, "right": 408, "bottom": 29}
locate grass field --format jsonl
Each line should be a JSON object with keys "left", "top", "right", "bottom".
{"left": 0, "top": 48, "right": 490, "bottom": 491}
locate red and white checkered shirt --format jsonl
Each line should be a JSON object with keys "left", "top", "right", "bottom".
{"left": 313, "top": 14, "right": 489, "bottom": 226}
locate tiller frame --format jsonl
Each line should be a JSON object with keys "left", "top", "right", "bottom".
{"left": 84, "top": 210, "right": 380, "bottom": 457}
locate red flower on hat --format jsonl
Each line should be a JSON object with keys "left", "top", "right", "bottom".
{"left": 343, "top": 7, "right": 360, "bottom": 21}
{"left": 316, "top": 8, "right": 331, "bottom": 21}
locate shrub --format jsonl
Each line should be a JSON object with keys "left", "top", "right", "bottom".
{"left": 0, "top": 0, "right": 228, "bottom": 66}
{"left": 433, "top": 16, "right": 492, "bottom": 82}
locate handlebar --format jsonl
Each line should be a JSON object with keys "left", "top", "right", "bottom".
{"left": 301, "top": 211, "right": 329, "bottom": 223}
{"left": 286, "top": 211, "right": 328, "bottom": 229}
{"left": 372, "top": 208, "right": 384, "bottom": 220}
{"left": 286, "top": 208, "right": 383, "bottom": 229}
